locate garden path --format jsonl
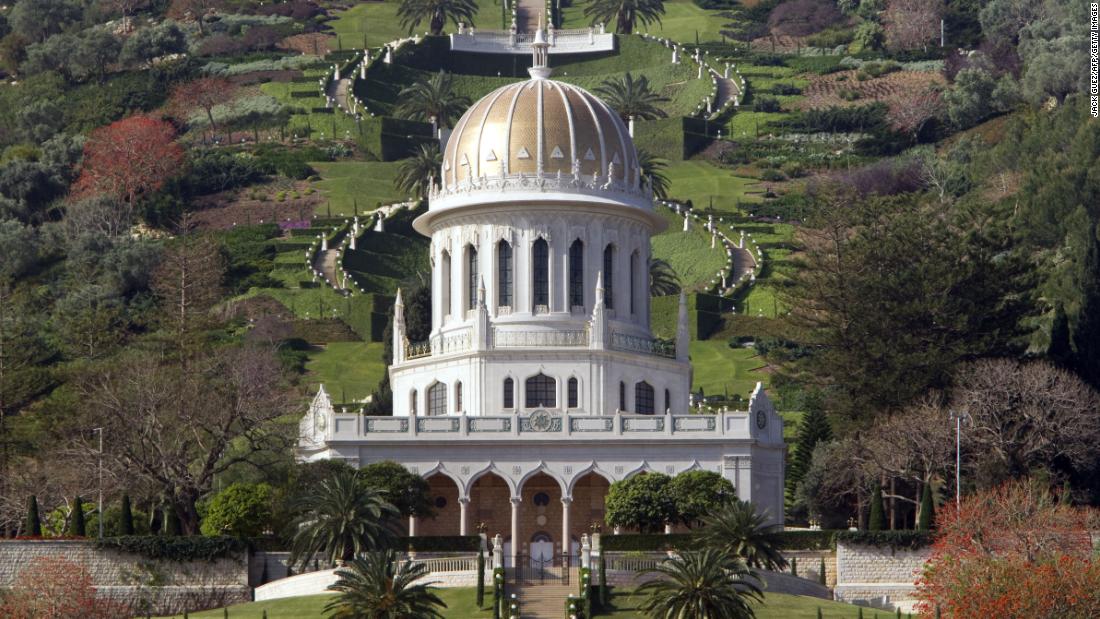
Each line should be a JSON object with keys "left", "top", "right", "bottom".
{"left": 710, "top": 66, "right": 740, "bottom": 111}
{"left": 327, "top": 77, "right": 353, "bottom": 114}
{"left": 515, "top": 0, "right": 543, "bottom": 32}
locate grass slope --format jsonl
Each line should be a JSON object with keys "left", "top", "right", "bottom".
{"left": 650, "top": 205, "right": 726, "bottom": 292}
{"left": 308, "top": 161, "right": 407, "bottom": 216}
{"left": 558, "top": 0, "right": 731, "bottom": 44}
{"left": 663, "top": 160, "right": 763, "bottom": 211}
{"left": 690, "top": 340, "right": 770, "bottom": 401}
{"left": 157, "top": 590, "right": 863, "bottom": 618}
{"left": 327, "top": 0, "right": 508, "bottom": 50}
{"left": 304, "top": 341, "right": 386, "bottom": 403}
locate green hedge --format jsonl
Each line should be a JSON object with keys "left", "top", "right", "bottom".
{"left": 95, "top": 536, "right": 249, "bottom": 561}
{"left": 775, "top": 530, "right": 838, "bottom": 551}
{"left": 395, "top": 535, "right": 480, "bottom": 552}
{"left": 600, "top": 533, "right": 698, "bottom": 552}
{"left": 835, "top": 530, "right": 933, "bottom": 550}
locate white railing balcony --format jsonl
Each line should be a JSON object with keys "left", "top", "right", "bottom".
{"left": 610, "top": 332, "right": 676, "bottom": 359}
{"left": 492, "top": 328, "right": 588, "bottom": 348}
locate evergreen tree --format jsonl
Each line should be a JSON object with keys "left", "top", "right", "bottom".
{"left": 868, "top": 482, "right": 886, "bottom": 531}
{"left": 25, "top": 495, "right": 41, "bottom": 536}
{"left": 1048, "top": 302, "right": 1073, "bottom": 368}
{"left": 790, "top": 557, "right": 797, "bottom": 577}
{"left": 785, "top": 398, "right": 833, "bottom": 508}
{"left": 817, "top": 607, "right": 823, "bottom": 619}
{"left": 1071, "top": 226, "right": 1100, "bottom": 389}
{"left": 818, "top": 557, "right": 827, "bottom": 586}
{"left": 69, "top": 496, "right": 86, "bottom": 537}
{"left": 164, "top": 503, "right": 182, "bottom": 536}
{"left": 917, "top": 484, "right": 934, "bottom": 530}
{"left": 120, "top": 494, "right": 134, "bottom": 535}
{"left": 599, "top": 551, "right": 608, "bottom": 608}
{"left": 476, "top": 545, "right": 485, "bottom": 607}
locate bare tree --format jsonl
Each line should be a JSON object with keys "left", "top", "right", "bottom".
{"left": 151, "top": 234, "right": 225, "bottom": 357}
{"left": 75, "top": 344, "right": 295, "bottom": 535}
{"left": 952, "top": 359, "right": 1100, "bottom": 487}
{"left": 889, "top": 88, "right": 944, "bottom": 141}
{"left": 884, "top": 0, "right": 942, "bottom": 51}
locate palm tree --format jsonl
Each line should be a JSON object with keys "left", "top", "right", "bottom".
{"left": 695, "top": 499, "right": 788, "bottom": 571}
{"left": 636, "top": 548, "right": 763, "bottom": 619}
{"left": 396, "top": 143, "right": 443, "bottom": 199}
{"left": 288, "top": 468, "right": 399, "bottom": 569}
{"left": 595, "top": 72, "right": 669, "bottom": 121}
{"left": 637, "top": 148, "right": 670, "bottom": 199}
{"left": 649, "top": 258, "right": 680, "bottom": 297}
{"left": 395, "top": 70, "right": 471, "bottom": 129}
{"left": 583, "top": 0, "right": 665, "bottom": 35}
{"left": 398, "top": 0, "right": 478, "bottom": 36}
{"left": 324, "top": 550, "right": 448, "bottom": 619}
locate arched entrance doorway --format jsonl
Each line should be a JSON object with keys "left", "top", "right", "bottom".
{"left": 570, "top": 471, "right": 611, "bottom": 544}
{"left": 416, "top": 472, "right": 461, "bottom": 537}
{"left": 529, "top": 532, "right": 554, "bottom": 568}
{"left": 519, "top": 472, "right": 564, "bottom": 561}
{"left": 469, "top": 471, "right": 513, "bottom": 563}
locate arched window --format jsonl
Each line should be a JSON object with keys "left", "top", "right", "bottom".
{"left": 525, "top": 373, "right": 556, "bottom": 408}
{"left": 466, "top": 245, "right": 478, "bottom": 310}
{"left": 409, "top": 389, "right": 418, "bottom": 416}
{"left": 497, "top": 240, "right": 513, "bottom": 308}
{"left": 603, "top": 244, "right": 615, "bottom": 309}
{"left": 503, "top": 377, "right": 515, "bottom": 409}
{"left": 532, "top": 238, "right": 549, "bottom": 308}
{"left": 619, "top": 381, "right": 626, "bottom": 411}
{"left": 440, "top": 250, "right": 452, "bottom": 317}
{"left": 567, "top": 377, "right": 579, "bottom": 408}
{"left": 629, "top": 250, "right": 638, "bottom": 315}
{"left": 569, "top": 239, "right": 584, "bottom": 308}
{"left": 664, "top": 389, "right": 671, "bottom": 414}
{"left": 427, "top": 382, "right": 446, "bottom": 416}
{"left": 455, "top": 381, "right": 463, "bottom": 412}
{"left": 635, "top": 381, "right": 655, "bottom": 415}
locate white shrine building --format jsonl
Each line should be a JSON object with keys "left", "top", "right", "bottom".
{"left": 298, "top": 26, "right": 784, "bottom": 565}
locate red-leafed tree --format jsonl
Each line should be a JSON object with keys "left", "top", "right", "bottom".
{"left": 169, "top": 76, "right": 239, "bottom": 135}
{"left": 72, "top": 116, "right": 185, "bottom": 206}
{"left": 915, "top": 480, "right": 1100, "bottom": 618}
{"left": 0, "top": 555, "right": 128, "bottom": 618}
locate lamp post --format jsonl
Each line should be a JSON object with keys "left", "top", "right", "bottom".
{"left": 949, "top": 410, "right": 971, "bottom": 512}
{"left": 93, "top": 427, "right": 104, "bottom": 539}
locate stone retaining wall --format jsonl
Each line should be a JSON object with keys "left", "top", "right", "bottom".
{"left": 0, "top": 540, "right": 250, "bottom": 615}
{"left": 833, "top": 540, "right": 931, "bottom": 612}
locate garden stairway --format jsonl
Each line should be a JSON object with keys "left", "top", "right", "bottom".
{"left": 515, "top": 0, "right": 543, "bottom": 32}
{"left": 514, "top": 583, "right": 577, "bottom": 619}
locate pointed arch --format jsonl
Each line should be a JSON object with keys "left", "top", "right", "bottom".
{"left": 516, "top": 462, "right": 569, "bottom": 497}
{"left": 427, "top": 381, "right": 447, "bottom": 416}
{"left": 465, "top": 243, "right": 478, "bottom": 310}
{"left": 566, "top": 462, "right": 615, "bottom": 494}
{"left": 569, "top": 238, "right": 584, "bottom": 308}
{"left": 525, "top": 372, "right": 556, "bottom": 408}
{"left": 497, "top": 239, "right": 513, "bottom": 309}
{"left": 532, "top": 237, "right": 549, "bottom": 308}
{"left": 603, "top": 243, "right": 615, "bottom": 309}
{"left": 420, "top": 462, "right": 467, "bottom": 499}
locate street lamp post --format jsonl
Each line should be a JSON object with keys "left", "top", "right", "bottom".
{"left": 93, "top": 427, "right": 103, "bottom": 539}
{"left": 949, "top": 411, "right": 971, "bottom": 512}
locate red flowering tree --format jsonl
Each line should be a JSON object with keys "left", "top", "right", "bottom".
{"left": 915, "top": 480, "right": 1100, "bottom": 618}
{"left": 72, "top": 115, "right": 186, "bottom": 206}
{"left": 169, "top": 76, "right": 239, "bottom": 136}
{"left": 0, "top": 555, "right": 127, "bottom": 618}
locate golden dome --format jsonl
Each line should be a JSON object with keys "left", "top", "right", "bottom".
{"left": 441, "top": 78, "right": 639, "bottom": 188}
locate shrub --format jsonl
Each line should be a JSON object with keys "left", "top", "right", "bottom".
{"left": 836, "top": 530, "right": 932, "bottom": 550}
{"left": 753, "top": 96, "right": 782, "bottom": 113}
{"left": 605, "top": 473, "right": 676, "bottom": 533}
{"left": 760, "top": 169, "right": 785, "bottom": 181}
{"left": 120, "top": 494, "right": 134, "bottom": 536}
{"left": 838, "top": 87, "right": 862, "bottom": 101}
{"left": 69, "top": 496, "right": 87, "bottom": 537}
{"left": 199, "top": 482, "right": 274, "bottom": 537}
{"left": 25, "top": 495, "right": 41, "bottom": 536}
{"left": 771, "top": 83, "right": 803, "bottom": 96}
{"left": 868, "top": 482, "right": 885, "bottom": 530}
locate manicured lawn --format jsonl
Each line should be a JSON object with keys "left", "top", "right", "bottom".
{"left": 663, "top": 160, "right": 763, "bottom": 212}
{"left": 730, "top": 221, "right": 796, "bottom": 319}
{"left": 559, "top": 0, "right": 730, "bottom": 43}
{"left": 304, "top": 342, "right": 386, "bottom": 404}
{"left": 155, "top": 589, "right": 868, "bottom": 618}
{"left": 327, "top": 0, "right": 508, "bottom": 49}
{"left": 650, "top": 205, "right": 727, "bottom": 292}
{"left": 309, "top": 161, "right": 407, "bottom": 216}
{"left": 689, "top": 340, "right": 770, "bottom": 402}
{"left": 154, "top": 587, "right": 492, "bottom": 618}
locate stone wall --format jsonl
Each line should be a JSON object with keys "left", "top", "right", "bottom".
{"left": 783, "top": 550, "right": 837, "bottom": 588}
{"left": 0, "top": 540, "right": 250, "bottom": 615}
{"left": 833, "top": 540, "right": 931, "bottom": 612}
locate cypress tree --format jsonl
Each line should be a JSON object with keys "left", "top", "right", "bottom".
{"left": 917, "top": 484, "right": 934, "bottom": 530}
{"left": 868, "top": 482, "right": 886, "bottom": 531}
{"left": 785, "top": 399, "right": 833, "bottom": 506}
{"left": 791, "top": 557, "right": 798, "bottom": 577}
{"left": 895, "top": 608, "right": 901, "bottom": 618}
{"left": 817, "top": 607, "right": 823, "bottom": 619}
{"left": 224, "top": 608, "right": 229, "bottom": 618}
{"left": 599, "top": 552, "right": 608, "bottom": 608}
{"left": 818, "top": 557, "right": 827, "bottom": 585}
{"left": 858, "top": 607, "right": 864, "bottom": 619}
{"left": 121, "top": 494, "right": 134, "bottom": 535}
{"left": 476, "top": 546, "right": 485, "bottom": 607}
{"left": 70, "top": 496, "right": 87, "bottom": 537}
{"left": 26, "top": 496, "right": 41, "bottom": 537}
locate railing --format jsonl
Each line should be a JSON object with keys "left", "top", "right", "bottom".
{"left": 400, "top": 555, "right": 479, "bottom": 573}
{"left": 605, "top": 555, "right": 663, "bottom": 572}
{"left": 610, "top": 332, "right": 676, "bottom": 359}
{"left": 407, "top": 329, "right": 472, "bottom": 360}
{"left": 493, "top": 329, "right": 587, "bottom": 348}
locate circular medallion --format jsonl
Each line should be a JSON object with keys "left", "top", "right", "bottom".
{"left": 529, "top": 409, "right": 553, "bottom": 432}
{"left": 755, "top": 410, "right": 767, "bottom": 430}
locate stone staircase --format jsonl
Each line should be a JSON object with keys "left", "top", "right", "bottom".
{"left": 515, "top": 583, "right": 577, "bottom": 619}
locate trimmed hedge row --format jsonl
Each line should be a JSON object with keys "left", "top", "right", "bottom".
{"left": 396, "top": 535, "right": 480, "bottom": 552}
{"left": 835, "top": 530, "right": 933, "bottom": 550}
{"left": 95, "top": 536, "right": 249, "bottom": 561}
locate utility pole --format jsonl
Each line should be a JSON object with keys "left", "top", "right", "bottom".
{"left": 950, "top": 411, "right": 970, "bottom": 512}
{"left": 93, "top": 427, "right": 104, "bottom": 539}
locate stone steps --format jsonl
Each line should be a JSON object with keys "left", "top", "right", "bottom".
{"left": 513, "top": 584, "right": 578, "bottom": 619}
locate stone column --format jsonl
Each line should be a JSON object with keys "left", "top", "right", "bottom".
{"left": 459, "top": 497, "right": 470, "bottom": 536}
{"left": 510, "top": 497, "right": 522, "bottom": 567}
{"left": 409, "top": 515, "right": 418, "bottom": 537}
{"left": 561, "top": 497, "right": 572, "bottom": 559}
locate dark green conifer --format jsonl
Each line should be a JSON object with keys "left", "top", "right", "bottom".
{"left": 25, "top": 496, "right": 41, "bottom": 537}
{"left": 476, "top": 545, "right": 485, "bottom": 607}
{"left": 69, "top": 496, "right": 87, "bottom": 537}
{"left": 785, "top": 396, "right": 833, "bottom": 505}
{"left": 819, "top": 557, "right": 827, "bottom": 585}
{"left": 868, "top": 482, "right": 886, "bottom": 531}
{"left": 120, "top": 494, "right": 134, "bottom": 535}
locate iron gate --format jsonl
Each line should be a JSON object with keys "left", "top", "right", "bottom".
{"left": 511, "top": 553, "right": 574, "bottom": 586}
